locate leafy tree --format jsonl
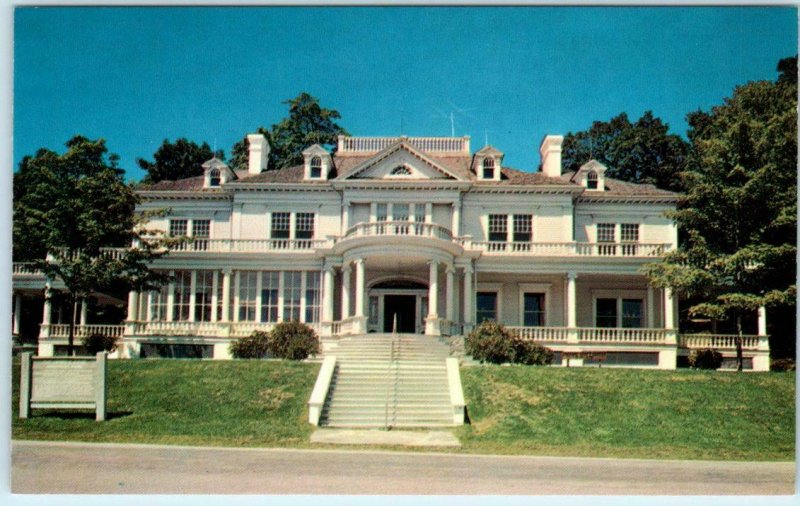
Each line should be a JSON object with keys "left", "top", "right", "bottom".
{"left": 562, "top": 111, "right": 689, "bottom": 191}
{"left": 644, "top": 57, "right": 797, "bottom": 369}
{"left": 138, "top": 138, "right": 224, "bottom": 184}
{"left": 230, "top": 92, "right": 348, "bottom": 172}
{"left": 14, "top": 135, "right": 172, "bottom": 355}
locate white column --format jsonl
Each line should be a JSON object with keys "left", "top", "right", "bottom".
{"left": 188, "top": 270, "right": 197, "bottom": 322}
{"left": 166, "top": 271, "right": 175, "bottom": 322}
{"left": 210, "top": 271, "right": 219, "bottom": 323}
{"left": 758, "top": 305, "right": 767, "bottom": 336}
{"left": 664, "top": 288, "right": 674, "bottom": 330}
{"left": 452, "top": 202, "right": 461, "bottom": 236}
{"left": 342, "top": 201, "right": 350, "bottom": 232}
{"left": 41, "top": 282, "right": 53, "bottom": 337}
{"left": 355, "top": 258, "right": 365, "bottom": 318}
{"left": 13, "top": 292, "right": 22, "bottom": 335}
{"left": 425, "top": 203, "right": 433, "bottom": 223}
{"left": 80, "top": 299, "right": 88, "bottom": 326}
{"left": 221, "top": 269, "right": 231, "bottom": 323}
{"left": 428, "top": 260, "right": 439, "bottom": 317}
{"left": 233, "top": 271, "right": 241, "bottom": 323}
{"left": 127, "top": 291, "right": 139, "bottom": 322}
{"left": 647, "top": 285, "right": 655, "bottom": 328}
{"left": 566, "top": 272, "right": 577, "bottom": 328}
{"left": 146, "top": 292, "right": 154, "bottom": 322}
{"left": 445, "top": 265, "right": 455, "bottom": 321}
{"left": 341, "top": 264, "right": 351, "bottom": 319}
{"left": 463, "top": 264, "right": 473, "bottom": 327}
{"left": 322, "top": 266, "right": 335, "bottom": 322}
{"left": 369, "top": 202, "right": 377, "bottom": 222}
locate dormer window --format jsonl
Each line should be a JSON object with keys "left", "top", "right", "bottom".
{"left": 482, "top": 158, "right": 495, "bottom": 179}
{"left": 209, "top": 168, "right": 221, "bottom": 187}
{"left": 302, "top": 144, "right": 331, "bottom": 181}
{"left": 390, "top": 165, "right": 412, "bottom": 176}
{"left": 310, "top": 157, "right": 322, "bottom": 178}
{"left": 587, "top": 171, "right": 598, "bottom": 190}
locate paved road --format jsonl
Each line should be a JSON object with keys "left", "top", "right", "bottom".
{"left": 11, "top": 440, "right": 795, "bottom": 495}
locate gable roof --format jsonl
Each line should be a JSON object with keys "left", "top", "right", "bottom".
{"left": 336, "top": 140, "right": 468, "bottom": 181}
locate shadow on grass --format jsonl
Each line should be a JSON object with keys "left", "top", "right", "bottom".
{"left": 31, "top": 410, "right": 133, "bottom": 421}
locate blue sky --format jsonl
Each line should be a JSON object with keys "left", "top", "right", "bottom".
{"left": 13, "top": 6, "right": 798, "bottom": 182}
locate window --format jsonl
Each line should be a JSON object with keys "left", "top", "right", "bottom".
{"left": 295, "top": 213, "right": 315, "bottom": 240}
{"left": 376, "top": 203, "right": 388, "bottom": 222}
{"left": 271, "top": 212, "right": 290, "bottom": 239}
{"left": 587, "top": 171, "right": 598, "bottom": 189}
{"left": 596, "top": 298, "right": 617, "bottom": 328}
{"left": 597, "top": 223, "right": 616, "bottom": 255}
{"left": 310, "top": 156, "right": 322, "bottom": 178}
{"left": 194, "top": 271, "right": 215, "bottom": 322}
{"left": 238, "top": 271, "right": 258, "bottom": 322}
{"left": 392, "top": 204, "right": 409, "bottom": 222}
{"left": 260, "top": 272, "right": 279, "bottom": 323}
{"left": 621, "top": 223, "right": 640, "bottom": 255}
{"left": 476, "top": 292, "right": 498, "bottom": 322}
{"left": 513, "top": 215, "right": 532, "bottom": 242}
{"left": 169, "top": 219, "right": 188, "bottom": 237}
{"left": 150, "top": 284, "right": 170, "bottom": 321}
{"left": 173, "top": 271, "right": 192, "bottom": 321}
{"left": 488, "top": 215, "right": 508, "bottom": 242}
{"left": 305, "top": 272, "right": 321, "bottom": 323}
{"left": 390, "top": 166, "right": 411, "bottom": 176}
{"left": 283, "top": 271, "right": 302, "bottom": 321}
{"left": 523, "top": 293, "right": 545, "bottom": 326}
{"left": 482, "top": 158, "right": 495, "bottom": 179}
{"left": 622, "top": 299, "right": 644, "bottom": 328}
{"left": 368, "top": 296, "right": 379, "bottom": 325}
{"left": 209, "top": 168, "right": 221, "bottom": 187}
{"left": 192, "top": 219, "right": 210, "bottom": 250}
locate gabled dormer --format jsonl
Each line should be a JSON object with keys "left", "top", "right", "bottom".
{"left": 202, "top": 157, "right": 235, "bottom": 188}
{"left": 302, "top": 144, "right": 332, "bottom": 181}
{"left": 573, "top": 159, "right": 607, "bottom": 191}
{"left": 473, "top": 146, "right": 503, "bottom": 181}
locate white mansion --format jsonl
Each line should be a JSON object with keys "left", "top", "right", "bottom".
{"left": 13, "top": 133, "right": 771, "bottom": 370}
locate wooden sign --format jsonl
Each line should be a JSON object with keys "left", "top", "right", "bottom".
{"left": 19, "top": 352, "right": 107, "bottom": 421}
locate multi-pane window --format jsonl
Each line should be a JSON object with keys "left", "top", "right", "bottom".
{"left": 368, "top": 296, "right": 379, "bottom": 326}
{"left": 476, "top": 292, "right": 498, "bottom": 322}
{"left": 622, "top": 299, "right": 644, "bottom": 328}
{"left": 194, "top": 270, "right": 214, "bottom": 322}
{"left": 621, "top": 223, "right": 640, "bottom": 255}
{"left": 596, "top": 298, "right": 617, "bottom": 328}
{"left": 482, "top": 158, "right": 495, "bottom": 179}
{"left": 304, "top": 272, "right": 321, "bottom": 323}
{"left": 192, "top": 219, "right": 210, "bottom": 250}
{"left": 150, "top": 284, "right": 170, "bottom": 321}
{"left": 376, "top": 203, "right": 388, "bottom": 222}
{"left": 238, "top": 271, "right": 258, "bottom": 322}
{"left": 597, "top": 223, "right": 616, "bottom": 242}
{"left": 513, "top": 215, "right": 532, "bottom": 242}
{"left": 283, "top": 271, "right": 302, "bottom": 322}
{"left": 310, "top": 156, "right": 322, "bottom": 178}
{"left": 209, "top": 168, "right": 221, "bottom": 187}
{"left": 260, "top": 272, "right": 279, "bottom": 323}
{"left": 271, "top": 212, "right": 291, "bottom": 239}
{"left": 488, "top": 215, "right": 508, "bottom": 242}
{"left": 390, "top": 166, "right": 411, "bottom": 175}
{"left": 295, "top": 213, "right": 315, "bottom": 240}
{"left": 523, "top": 293, "right": 545, "bottom": 326}
{"left": 392, "top": 204, "right": 409, "bottom": 222}
{"left": 172, "top": 271, "right": 192, "bottom": 321}
{"left": 169, "top": 219, "right": 188, "bottom": 237}
{"left": 587, "top": 171, "right": 598, "bottom": 189}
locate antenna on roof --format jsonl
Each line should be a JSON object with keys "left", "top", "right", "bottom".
{"left": 400, "top": 106, "right": 405, "bottom": 136}
{"left": 484, "top": 128, "right": 489, "bottom": 147}
{"left": 450, "top": 112, "right": 455, "bottom": 137}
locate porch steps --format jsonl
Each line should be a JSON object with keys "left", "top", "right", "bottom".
{"left": 319, "top": 333, "right": 459, "bottom": 428}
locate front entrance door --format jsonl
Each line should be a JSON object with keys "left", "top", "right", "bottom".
{"left": 383, "top": 295, "right": 416, "bottom": 333}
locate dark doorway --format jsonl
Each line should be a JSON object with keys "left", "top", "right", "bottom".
{"left": 384, "top": 295, "right": 416, "bottom": 333}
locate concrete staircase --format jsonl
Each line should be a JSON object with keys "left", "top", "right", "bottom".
{"left": 320, "top": 333, "right": 456, "bottom": 428}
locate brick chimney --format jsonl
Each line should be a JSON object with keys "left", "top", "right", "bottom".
{"left": 539, "top": 135, "right": 564, "bottom": 178}
{"left": 247, "top": 133, "right": 270, "bottom": 175}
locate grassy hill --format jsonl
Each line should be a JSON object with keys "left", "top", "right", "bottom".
{"left": 11, "top": 359, "right": 795, "bottom": 460}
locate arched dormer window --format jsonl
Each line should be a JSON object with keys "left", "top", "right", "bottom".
{"left": 482, "top": 158, "right": 495, "bottom": 179}
{"left": 310, "top": 156, "right": 322, "bottom": 178}
{"left": 390, "top": 165, "right": 412, "bottom": 176}
{"left": 587, "top": 170, "right": 598, "bottom": 190}
{"left": 209, "top": 168, "right": 221, "bottom": 187}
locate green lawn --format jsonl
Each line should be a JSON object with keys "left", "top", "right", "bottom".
{"left": 12, "top": 359, "right": 795, "bottom": 460}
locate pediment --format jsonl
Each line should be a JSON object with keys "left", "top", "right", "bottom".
{"left": 340, "top": 142, "right": 463, "bottom": 181}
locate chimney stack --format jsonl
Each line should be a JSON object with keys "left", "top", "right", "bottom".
{"left": 539, "top": 135, "right": 564, "bottom": 178}
{"left": 247, "top": 133, "right": 270, "bottom": 175}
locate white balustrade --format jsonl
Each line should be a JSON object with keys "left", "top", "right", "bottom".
{"left": 340, "top": 136, "right": 469, "bottom": 153}
{"left": 470, "top": 241, "right": 669, "bottom": 257}
{"left": 13, "top": 263, "right": 43, "bottom": 275}
{"left": 168, "top": 239, "right": 330, "bottom": 253}
{"left": 680, "top": 334, "right": 761, "bottom": 350}
{"left": 42, "top": 324, "right": 125, "bottom": 339}
{"left": 51, "top": 247, "right": 127, "bottom": 261}
{"left": 344, "top": 221, "right": 453, "bottom": 241}
{"left": 439, "top": 320, "right": 464, "bottom": 337}
{"left": 507, "top": 326, "right": 569, "bottom": 342}
{"left": 578, "top": 327, "right": 669, "bottom": 344}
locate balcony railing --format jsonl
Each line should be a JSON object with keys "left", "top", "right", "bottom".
{"left": 343, "top": 221, "right": 454, "bottom": 242}
{"left": 338, "top": 136, "right": 470, "bottom": 153}
{"left": 41, "top": 324, "right": 126, "bottom": 339}
{"left": 51, "top": 247, "right": 127, "bottom": 261}
{"left": 169, "top": 238, "right": 331, "bottom": 253}
{"left": 468, "top": 241, "right": 669, "bottom": 257}
{"left": 13, "top": 263, "right": 43, "bottom": 276}
{"left": 578, "top": 327, "right": 671, "bottom": 344}
{"left": 680, "top": 333, "right": 765, "bottom": 351}
{"left": 508, "top": 326, "right": 570, "bottom": 342}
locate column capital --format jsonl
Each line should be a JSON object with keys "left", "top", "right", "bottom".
{"left": 566, "top": 271, "right": 578, "bottom": 280}
{"left": 445, "top": 264, "right": 456, "bottom": 274}
{"left": 342, "top": 263, "right": 352, "bottom": 273}
{"left": 222, "top": 268, "right": 232, "bottom": 275}
{"left": 428, "top": 259, "right": 439, "bottom": 267}
{"left": 353, "top": 257, "right": 365, "bottom": 266}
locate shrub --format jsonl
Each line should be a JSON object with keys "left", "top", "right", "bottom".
{"left": 770, "top": 358, "right": 795, "bottom": 372}
{"left": 465, "top": 320, "right": 516, "bottom": 364}
{"left": 512, "top": 337, "right": 555, "bottom": 365}
{"left": 230, "top": 331, "right": 270, "bottom": 359}
{"left": 82, "top": 333, "right": 119, "bottom": 354}
{"left": 688, "top": 348, "right": 723, "bottom": 370}
{"left": 267, "top": 321, "right": 320, "bottom": 360}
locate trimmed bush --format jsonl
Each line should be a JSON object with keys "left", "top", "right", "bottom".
{"left": 466, "top": 320, "right": 515, "bottom": 364}
{"left": 688, "top": 348, "right": 723, "bottom": 370}
{"left": 230, "top": 331, "right": 270, "bottom": 359}
{"left": 512, "top": 338, "right": 555, "bottom": 365}
{"left": 770, "top": 358, "right": 795, "bottom": 372}
{"left": 267, "top": 321, "right": 320, "bottom": 360}
{"left": 81, "top": 333, "right": 119, "bottom": 354}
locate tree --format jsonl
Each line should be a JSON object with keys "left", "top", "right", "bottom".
{"left": 644, "top": 57, "right": 797, "bottom": 369}
{"left": 230, "top": 92, "right": 348, "bottom": 172}
{"left": 138, "top": 138, "right": 224, "bottom": 184}
{"left": 561, "top": 111, "right": 689, "bottom": 191}
{"left": 14, "top": 135, "right": 172, "bottom": 355}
